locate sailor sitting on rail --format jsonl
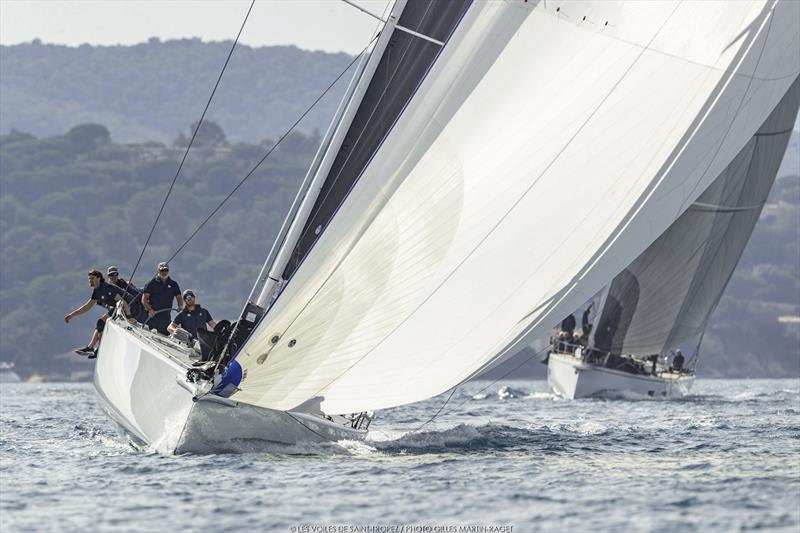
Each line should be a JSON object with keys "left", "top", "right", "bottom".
{"left": 64, "top": 269, "right": 130, "bottom": 358}
{"left": 107, "top": 266, "right": 146, "bottom": 323}
{"left": 168, "top": 289, "right": 216, "bottom": 340}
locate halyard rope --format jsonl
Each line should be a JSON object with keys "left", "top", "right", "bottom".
{"left": 129, "top": 0, "right": 256, "bottom": 285}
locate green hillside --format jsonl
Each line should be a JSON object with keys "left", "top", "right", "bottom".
{"left": 0, "top": 39, "right": 350, "bottom": 143}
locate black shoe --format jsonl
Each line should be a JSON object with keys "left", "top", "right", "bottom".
{"left": 87, "top": 349, "right": 98, "bottom": 360}
{"left": 75, "top": 346, "right": 94, "bottom": 355}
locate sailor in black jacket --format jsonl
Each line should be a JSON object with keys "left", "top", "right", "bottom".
{"left": 142, "top": 262, "right": 183, "bottom": 334}
{"left": 168, "top": 289, "right": 217, "bottom": 339}
{"left": 64, "top": 269, "right": 126, "bottom": 357}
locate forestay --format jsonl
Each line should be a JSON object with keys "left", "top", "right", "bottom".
{"left": 233, "top": 0, "right": 800, "bottom": 413}
{"left": 594, "top": 75, "right": 800, "bottom": 357}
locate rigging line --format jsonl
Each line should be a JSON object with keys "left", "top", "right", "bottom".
{"left": 284, "top": 411, "right": 341, "bottom": 443}
{"left": 411, "top": 343, "right": 553, "bottom": 434}
{"left": 128, "top": 0, "right": 255, "bottom": 285}
{"left": 340, "top": 0, "right": 445, "bottom": 46}
{"left": 411, "top": 387, "right": 458, "bottom": 433}
{"left": 166, "top": 33, "right": 380, "bottom": 264}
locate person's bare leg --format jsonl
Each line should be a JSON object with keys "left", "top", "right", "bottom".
{"left": 89, "top": 329, "right": 101, "bottom": 349}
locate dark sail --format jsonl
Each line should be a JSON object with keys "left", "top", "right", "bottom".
{"left": 595, "top": 75, "right": 800, "bottom": 356}
{"left": 282, "top": 0, "right": 472, "bottom": 280}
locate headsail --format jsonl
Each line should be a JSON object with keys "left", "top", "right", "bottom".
{"left": 233, "top": 0, "right": 799, "bottom": 413}
{"left": 594, "top": 75, "right": 800, "bottom": 356}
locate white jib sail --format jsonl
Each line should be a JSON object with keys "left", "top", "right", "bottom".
{"left": 234, "top": 0, "right": 800, "bottom": 413}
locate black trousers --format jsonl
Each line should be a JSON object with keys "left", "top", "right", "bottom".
{"left": 145, "top": 312, "right": 171, "bottom": 335}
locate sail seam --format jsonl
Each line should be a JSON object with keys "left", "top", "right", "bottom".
{"left": 541, "top": 2, "right": 797, "bottom": 85}
{"left": 690, "top": 201, "right": 766, "bottom": 212}
{"left": 753, "top": 127, "right": 794, "bottom": 137}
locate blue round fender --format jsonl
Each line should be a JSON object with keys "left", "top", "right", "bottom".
{"left": 213, "top": 360, "right": 242, "bottom": 397}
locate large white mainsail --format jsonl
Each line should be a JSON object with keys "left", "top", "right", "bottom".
{"left": 594, "top": 75, "right": 800, "bottom": 356}
{"left": 231, "top": 0, "right": 800, "bottom": 414}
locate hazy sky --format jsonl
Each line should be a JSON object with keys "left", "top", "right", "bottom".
{"left": 0, "top": 0, "right": 391, "bottom": 54}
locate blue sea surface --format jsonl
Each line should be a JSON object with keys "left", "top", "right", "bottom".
{"left": 1, "top": 379, "right": 798, "bottom": 532}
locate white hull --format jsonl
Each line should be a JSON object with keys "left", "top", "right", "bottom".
{"left": 93, "top": 319, "right": 366, "bottom": 453}
{"left": 547, "top": 352, "right": 694, "bottom": 400}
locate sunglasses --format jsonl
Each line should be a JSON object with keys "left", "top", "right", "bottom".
{"left": 109, "top": 273, "right": 119, "bottom": 277}
{"left": 159, "top": 269, "right": 169, "bottom": 273}
{"left": 184, "top": 295, "right": 194, "bottom": 302}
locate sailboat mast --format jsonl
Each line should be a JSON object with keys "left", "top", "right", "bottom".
{"left": 254, "top": 0, "right": 407, "bottom": 308}
{"left": 245, "top": 31, "right": 373, "bottom": 306}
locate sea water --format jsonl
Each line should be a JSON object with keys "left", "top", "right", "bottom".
{"left": 0, "top": 379, "right": 798, "bottom": 532}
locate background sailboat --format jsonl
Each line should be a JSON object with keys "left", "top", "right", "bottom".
{"left": 549, "top": 75, "right": 800, "bottom": 399}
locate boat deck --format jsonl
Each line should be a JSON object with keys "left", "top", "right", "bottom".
{"left": 550, "top": 349, "right": 693, "bottom": 380}
{"left": 117, "top": 320, "right": 199, "bottom": 370}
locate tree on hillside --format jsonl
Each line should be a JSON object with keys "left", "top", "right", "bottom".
{"left": 66, "top": 123, "right": 111, "bottom": 152}
{"left": 0, "top": 130, "right": 36, "bottom": 147}
{"left": 174, "top": 120, "right": 228, "bottom": 148}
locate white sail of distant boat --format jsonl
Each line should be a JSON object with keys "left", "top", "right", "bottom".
{"left": 93, "top": 0, "right": 800, "bottom": 452}
{"left": 548, "top": 75, "right": 800, "bottom": 399}
{"left": 593, "top": 76, "right": 800, "bottom": 359}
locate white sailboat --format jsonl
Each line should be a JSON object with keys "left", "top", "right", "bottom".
{"left": 0, "top": 362, "right": 21, "bottom": 384}
{"left": 93, "top": 0, "right": 800, "bottom": 452}
{"left": 547, "top": 73, "right": 800, "bottom": 399}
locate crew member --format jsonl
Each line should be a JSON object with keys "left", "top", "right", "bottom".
{"left": 168, "top": 289, "right": 216, "bottom": 339}
{"left": 561, "top": 314, "right": 576, "bottom": 336}
{"left": 671, "top": 350, "right": 685, "bottom": 373}
{"left": 64, "top": 269, "right": 126, "bottom": 358}
{"left": 107, "top": 266, "right": 146, "bottom": 322}
{"left": 142, "top": 262, "right": 183, "bottom": 335}
{"left": 582, "top": 303, "right": 594, "bottom": 337}
{"left": 648, "top": 354, "right": 659, "bottom": 375}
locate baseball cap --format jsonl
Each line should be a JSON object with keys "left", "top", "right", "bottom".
{"left": 157, "top": 262, "right": 169, "bottom": 272}
{"left": 107, "top": 266, "right": 119, "bottom": 276}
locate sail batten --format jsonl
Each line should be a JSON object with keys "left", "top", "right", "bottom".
{"left": 232, "top": 0, "right": 799, "bottom": 414}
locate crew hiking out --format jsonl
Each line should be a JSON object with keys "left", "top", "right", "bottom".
{"left": 107, "top": 266, "right": 146, "bottom": 323}
{"left": 64, "top": 269, "right": 128, "bottom": 358}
